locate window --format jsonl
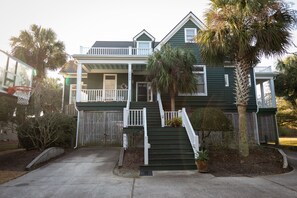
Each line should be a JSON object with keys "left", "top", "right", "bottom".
{"left": 184, "top": 28, "right": 197, "bottom": 43}
{"left": 137, "top": 41, "right": 151, "bottom": 55}
{"left": 179, "top": 65, "right": 207, "bottom": 96}
{"left": 224, "top": 74, "right": 229, "bottom": 87}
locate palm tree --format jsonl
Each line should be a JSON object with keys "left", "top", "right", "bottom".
{"left": 10, "top": 24, "right": 66, "bottom": 116}
{"left": 147, "top": 44, "right": 197, "bottom": 111}
{"left": 197, "top": 0, "right": 295, "bottom": 157}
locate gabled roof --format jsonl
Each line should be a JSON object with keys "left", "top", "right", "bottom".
{"left": 60, "top": 60, "right": 87, "bottom": 74}
{"left": 156, "top": 12, "right": 206, "bottom": 49}
{"left": 133, "top": 29, "right": 155, "bottom": 41}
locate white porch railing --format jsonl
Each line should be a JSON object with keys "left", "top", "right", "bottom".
{"left": 181, "top": 108, "right": 200, "bottom": 155}
{"left": 75, "top": 89, "right": 128, "bottom": 102}
{"left": 80, "top": 46, "right": 153, "bottom": 56}
{"left": 257, "top": 95, "right": 276, "bottom": 108}
{"left": 123, "top": 108, "right": 149, "bottom": 165}
{"left": 164, "top": 111, "right": 181, "bottom": 126}
{"left": 127, "top": 109, "right": 143, "bottom": 126}
{"left": 157, "top": 92, "right": 165, "bottom": 127}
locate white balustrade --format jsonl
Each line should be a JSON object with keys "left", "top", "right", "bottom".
{"left": 128, "top": 109, "right": 143, "bottom": 126}
{"left": 181, "top": 108, "right": 200, "bottom": 155}
{"left": 80, "top": 46, "right": 153, "bottom": 56}
{"left": 164, "top": 111, "right": 180, "bottom": 125}
{"left": 157, "top": 92, "right": 165, "bottom": 127}
{"left": 77, "top": 89, "right": 128, "bottom": 102}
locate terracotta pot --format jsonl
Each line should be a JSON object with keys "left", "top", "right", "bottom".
{"left": 196, "top": 160, "right": 208, "bottom": 173}
{"left": 7, "top": 87, "right": 16, "bottom": 95}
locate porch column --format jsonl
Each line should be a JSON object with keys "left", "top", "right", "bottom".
{"left": 269, "top": 78, "right": 276, "bottom": 107}
{"left": 76, "top": 62, "right": 82, "bottom": 102}
{"left": 260, "top": 82, "right": 265, "bottom": 107}
{"left": 128, "top": 63, "right": 132, "bottom": 102}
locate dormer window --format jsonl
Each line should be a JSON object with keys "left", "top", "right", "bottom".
{"left": 137, "top": 41, "right": 151, "bottom": 55}
{"left": 185, "top": 28, "right": 197, "bottom": 43}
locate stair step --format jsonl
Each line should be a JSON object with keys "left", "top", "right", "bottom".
{"left": 149, "top": 139, "right": 190, "bottom": 144}
{"left": 149, "top": 149, "right": 193, "bottom": 155}
{"left": 140, "top": 164, "right": 196, "bottom": 171}
{"left": 150, "top": 158, "right": 195, "bottom": 165}
{"left": 149, "top": 154, "right": 194, "bottom": 160}
{"left": 150, "top": 144, "right": 192, "bottom": 149}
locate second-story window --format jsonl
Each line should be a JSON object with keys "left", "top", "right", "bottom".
{"left": 185, "top": 28, "right": 197, "bottom": 43}
{"left": 137, "top": 41, "right": 151, "bottom": 55}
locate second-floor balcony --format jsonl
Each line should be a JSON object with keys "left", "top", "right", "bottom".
{"left": 79, "top": 46, "right": 153, "bottom": 56}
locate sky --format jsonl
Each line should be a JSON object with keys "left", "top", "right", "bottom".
{"left": 0, "top": 0, "right": 296, "bottom": 76}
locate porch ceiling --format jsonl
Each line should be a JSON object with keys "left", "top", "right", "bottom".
{"left": 83, "top": 64, "right": 147, "bottom": 72}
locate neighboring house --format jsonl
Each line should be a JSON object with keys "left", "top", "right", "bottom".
{"left": 61, "top": 12, "right": 278, "bottom": 170}
{"left": 0, "top": 49, "right": 34, "bottom": 103}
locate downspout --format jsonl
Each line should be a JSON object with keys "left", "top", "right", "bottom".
{"left": 74, "top": 104, "right": 80, "bottom": 149}
{"left": 253, "top": 67, "right": 260, "bottom": 145}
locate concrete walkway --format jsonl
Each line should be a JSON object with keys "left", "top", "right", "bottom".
{"left": 0, "top": 147, "right": 297, "bottom": 198}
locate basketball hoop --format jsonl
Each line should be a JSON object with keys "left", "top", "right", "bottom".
{"left": 7, "top": 86, "right": 32, "bottom": 105}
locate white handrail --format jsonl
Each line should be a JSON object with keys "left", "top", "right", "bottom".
{"left": 157, "top": 92, "right": 165, "bottom": 127}
{"left": 128, "top": 109, "right": 143, "bottom": 126}
{"left": 79, "top": 89, "right": 128, "bottom": 102}
{"left": 181, "top": 108, "right": 200, "bottom": 155}
{"left": 143, "top": 108, "right": 149, "bottom": 165}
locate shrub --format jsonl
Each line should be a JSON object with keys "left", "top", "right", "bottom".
{"left": 190, "top": 107, "right": 233, "bottom": 149}
{"left": 17, "top": 113, "right": 76, "bottom": 150}
{"left": 166, "top": 117, "right": 182, "bottom": 127}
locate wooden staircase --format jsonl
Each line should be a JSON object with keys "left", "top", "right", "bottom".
{"left": 125, "top": 102, "right": 196, "bottom": 171}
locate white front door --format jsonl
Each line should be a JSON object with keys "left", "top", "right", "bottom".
{"left": 103, "top": 74, "right": 117, "bottom": 101}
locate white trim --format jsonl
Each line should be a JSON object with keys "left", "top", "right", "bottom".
{"left": 224, "top": 74, "right": 229, "bottom": 87}
{"left": 184, "top": 28, "right": 197, "bottom": 43}
{"left": 133, "top": 29, "right": 155, "bottom": 41}
{"left": 179, "top": 65, "right": 207, "bottom": 96}
{"left": 103, "top": 74, "right": 117, "bottom": 90}
{"left": 136, "top": 41, "right": 152, "bottom": 55}
{"left": 69, "top": 83, "right": 87, "bottom": 104}
{"left": 156, "top": 12, "right": 206, "bottom": 49}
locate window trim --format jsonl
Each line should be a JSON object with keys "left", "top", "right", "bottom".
{"left": 184, "top": 28, "right": 197, "bottom": 43}
{"left": 224, "top": 74, "right": 229, "bottom": 87}
{"left": 179, "top": 65, "right": 207, "bottom": 96}
{"left": 136, "top": 41, "right": 152, "bottom": 55}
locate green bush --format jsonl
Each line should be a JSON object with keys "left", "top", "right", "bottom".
{"left": 17, "top": 113, "right": 76, "bottom": 150}
{"left": 190, "top": 108, "right": 233, "bottom": 149}
{"left": 166, "top": 117, "right": 182, "bottom": 127}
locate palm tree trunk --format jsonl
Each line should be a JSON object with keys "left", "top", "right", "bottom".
{"left": 33, "top": 78, "right": 42, "bottom": 117}
{"left": 234, "top": 63, "right": 250, "bottom": 157}
{"left": 170, "top": 95, "right": 175, "bottom": 111}
{"left": 237, "top": 104, "right": 249, "bottom": 157}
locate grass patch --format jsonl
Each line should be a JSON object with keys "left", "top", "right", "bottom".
{"left": 279, "top": 137, "right": 297, "bottom": 147}
{"left": 0, "top": 171, "right": 26, "bottom": 184}
{"left": 0, "top": 143, "right": 19, "bottom": 152}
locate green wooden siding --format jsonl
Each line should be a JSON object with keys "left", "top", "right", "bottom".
{"left": 166, "top": 20, "right": 203, "bottom": 65}
{"left": 86, "top": 73, "right": 103, "bottom": 89}
{"left": 161, "top": 67, "right": 225, "bottom": 110}
{"left": 136, "top": 33, "right": 152, "bottom": 41}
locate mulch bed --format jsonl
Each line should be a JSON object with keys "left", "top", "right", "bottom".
{"left": 0, "top": 150, "right": 42, "bottom": 171}
{"left": 208, "top": 146, "right": 292, "bottom": 177}
{"left": 120, "top": 146, "right": 292, "bottom": 177}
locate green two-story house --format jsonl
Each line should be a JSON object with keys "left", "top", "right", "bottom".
{"left": 61, "top": 12, "right": 278, "bottom": 170}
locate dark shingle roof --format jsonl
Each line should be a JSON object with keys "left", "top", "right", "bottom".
{"left": 92, "top": 41, "right": 160, "bottom": 48}
{"left": 92, "top": 41, "right": 134, "bottom": 48}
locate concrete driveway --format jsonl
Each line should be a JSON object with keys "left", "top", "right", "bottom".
{"left": 0, "top": 147, "right": 297, "bottom": 198}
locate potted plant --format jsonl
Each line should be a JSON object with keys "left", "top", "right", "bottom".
{"left": 195, "top": 149, "right": 209, "bottom": 173}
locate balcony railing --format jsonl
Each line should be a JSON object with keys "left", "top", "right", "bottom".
{"left": 79, "top": 46, "right": 153, "bottom": 56}
{"left": 257, "top": 96, "right": 276, "bottom": 108}
{"left": 73, "top": 89, "right": 128, "bottom": 102}
{"left": 254, "top": 66, "right": 272, "bottom": 73}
